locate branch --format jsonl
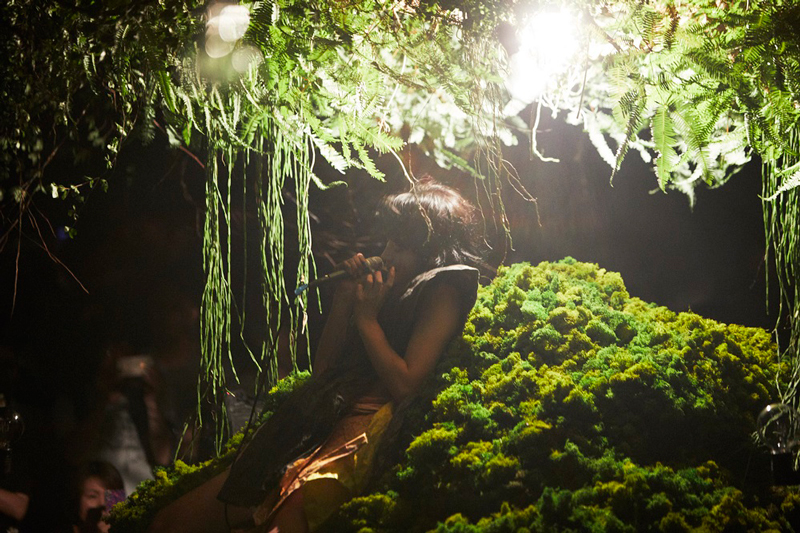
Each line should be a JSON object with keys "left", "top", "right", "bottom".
{"left": 153, "top": 120, "right": 206, "bottom": 169}
{"left": 27, "top": 210, "right": 90, "bottom": 295}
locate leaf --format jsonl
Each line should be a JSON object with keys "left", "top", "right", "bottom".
{"left": 309, "top": 131, "right": 349, "bottom": 173}
{"left": 651, "top": 101, "right": 678, "bottom": 191}
{"left": 436, "top": 147, "right": 482, "bottom": 179}
{"left": 158, "top": 70, "right": 177, "bottom": 113}
{"left": 583, "top": 113, "right": 617, "bottom": 169}
{"left": 368, "top": 130, "right": 404, "bottom": 154}
{"left": 182, "top": 123, "right": 192, "bottom": 146}
{"left": 179, "top": 92, "right": 196, "bottom": 130}
{"left": 763, "top": 165, "right": 800, "bottom": 201}
{"left": 611, "top": 86, "right": 646, "bottom": 182}
{"left": 309, "top": 171, "right": 346, "bottom": 191}
{"left": 693, "top": 145, "right": 713, "bottom": 185}
{"left": 355, "top": 144, "right": 385, "bottom": 181}
{"left": 166, "top": 125, "right": 182, "bottom": 148}
{"left": 245, "top": 0, "right": 276, "bottom": 51}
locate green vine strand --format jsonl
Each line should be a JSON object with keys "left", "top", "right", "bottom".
{"left": 763, "top": 127, "right": 800, "bottom": 409}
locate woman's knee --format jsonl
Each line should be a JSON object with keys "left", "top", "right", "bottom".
{"left": 269, "top": 490, "right": 308, "bottom": 533}
{"left": 145, "top": 469, "right": 231, "bottom": 533}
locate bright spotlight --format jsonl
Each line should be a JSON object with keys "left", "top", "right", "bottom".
{"left": 518, "top": 10, "right": 580, "bottom": 70}
{"left": 505, "top": 8, "right": 581, "bottom": 112}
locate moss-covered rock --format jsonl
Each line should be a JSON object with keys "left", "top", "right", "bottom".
{"left": 111, "top": 260, "right": 798, "bottom": 532}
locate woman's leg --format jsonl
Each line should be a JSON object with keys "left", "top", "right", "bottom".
{"left": 264, "top": 477, "right": 351, "bottom": 533}
{"left": 266, "top": 490, "right": 308, "bottom": 533}
{"left": 148, "top": 468, "right": 254, "bottom": 533}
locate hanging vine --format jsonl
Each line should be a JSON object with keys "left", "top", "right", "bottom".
{"left": 763, "top": 128, "right": 800, "bottom": 407}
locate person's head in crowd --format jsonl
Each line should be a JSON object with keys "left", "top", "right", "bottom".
{"left": 74, "top": 461, "right": 125, "bottom": 533}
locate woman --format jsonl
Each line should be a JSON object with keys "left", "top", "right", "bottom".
{"left": 151, "top": 180, "right": 483, "bottom": 532}
{"left": 74, "top": 461, "right": 126, "bottom": 533}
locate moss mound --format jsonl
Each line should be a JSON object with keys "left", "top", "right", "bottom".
{"left": 112, "top": 259, "right": 798, "bottom": 532}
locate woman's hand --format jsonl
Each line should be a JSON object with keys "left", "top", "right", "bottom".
{"left": 353, "top": 266, "right": 395, "bottom": 326}
{"left": 330, "top": 253, "right": 368, "bottom": 309}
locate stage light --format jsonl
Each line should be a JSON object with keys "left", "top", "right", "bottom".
{"left": 505, "top": 7, "right": 581, "bottom": 112}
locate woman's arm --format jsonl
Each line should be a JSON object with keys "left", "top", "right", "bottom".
{"left": 313, "top": 287, "right": 355, "bottom": 375}
{"left": 355, "top": 274, "right": 461, "bottom": 402}
{"left": 313, "top": 254, "right": 368, "bottom": 375}
{"left": 0, "top": 488, "right": 29, "bottom": 523}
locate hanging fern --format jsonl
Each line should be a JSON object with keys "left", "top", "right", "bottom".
{"left": 651, "top": 99, "right": 677, "bottom": 191}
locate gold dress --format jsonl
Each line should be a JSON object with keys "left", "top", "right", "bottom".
{"left": 252, "top": 397, "right": 394, "bottom": 530}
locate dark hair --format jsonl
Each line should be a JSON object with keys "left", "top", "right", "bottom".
{"left": 76, "top": 461, "right": 125, "bottom": 493}
{"left": 376, "top": 179, "right": 484, "bottom": 270}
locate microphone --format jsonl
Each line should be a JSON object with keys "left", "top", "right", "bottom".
{"left": 295, "top": 256, "right": 383, "bottom": 296}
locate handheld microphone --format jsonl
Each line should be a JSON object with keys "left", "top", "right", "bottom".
{"left": 295, "top": 256, "right": 383, "bottom": 296}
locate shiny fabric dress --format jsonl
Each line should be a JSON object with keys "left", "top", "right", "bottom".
{"left": 217, "top": 265, "right": 479, "bottom": 529}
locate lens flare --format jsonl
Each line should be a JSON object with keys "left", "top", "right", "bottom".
{"left": 217, "top": 5, "right": 250, "bottom": 43}
{"left": 205, "top": 2, "right": 250, "bottom": 59}
{"left": 232, "top": 45, "right": 263, "bottom": 73}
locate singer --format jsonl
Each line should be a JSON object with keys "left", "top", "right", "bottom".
{"left": 150, "top": 180, "right": 485, "bottom": 533}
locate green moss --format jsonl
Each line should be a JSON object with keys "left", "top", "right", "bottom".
{"left": 113, "top": 260, "right": 792, "bottom": 533}
{"left": 325, "top": 260, "right": 788, "bottom": 532}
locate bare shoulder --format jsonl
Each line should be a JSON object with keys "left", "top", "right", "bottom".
{"left": 415, "top": 281, "right": 461, "bottom": 327}
{"left": 403, "top": 280, "right": 462, "bottom": 377}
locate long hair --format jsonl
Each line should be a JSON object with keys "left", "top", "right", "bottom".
{"left": 376, "top": 179, "right": 486, "bottom": 271}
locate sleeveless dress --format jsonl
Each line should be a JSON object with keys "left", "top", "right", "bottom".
{"left": 217, "top": 265, "right": 479, "bottom": 530}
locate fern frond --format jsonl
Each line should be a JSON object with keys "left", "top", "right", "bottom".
{"left": 309, "top": 131, "right": 349, "bottom": 174}
{"left": 158, "top": 70, "right": 177, "bottom": 114}
{"left": 178, "top": 91, "right": 195, "bottom": 130}
{"left": 435, "top": 147, "right": 482, "bottom": 178}
{"left": 693, "top": 145, "right": 713, "bottom": 184}
{"left": 764, "top": 164, "right": 800, "bottom": 201}
{"left": 245, "top": 0, "right": 276, "bottom": 51}
{"left": 636, "top": 7, "right": 660, "bottom": 49}
{"left": 355, "top": 144, "right": 385, "bottom": 181}
{"left": 612, "top": 85, "right": 646, "bottom": 180}
{"left": 365, "top": 129, "right": 404, "bottom": 153}
{"left": 663, "top": 4, "right": 679, "bottom": 51}
{"left": 651, "top": 100, "right": 678, "bottom": 190}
